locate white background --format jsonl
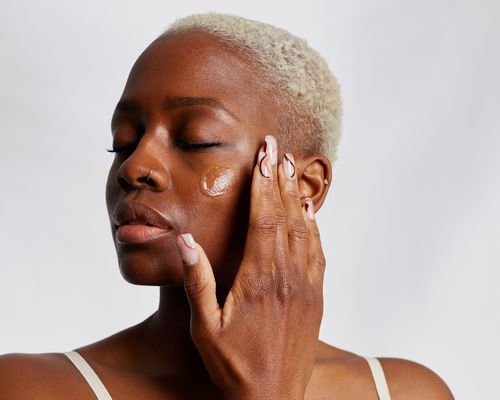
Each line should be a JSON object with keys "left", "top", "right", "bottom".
{"left": 1, "top": 1, "right": 499, "bottom": 398}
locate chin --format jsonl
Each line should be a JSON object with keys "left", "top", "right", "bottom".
{"left": 116, "top": 246, "right": 185, "bottom": 286}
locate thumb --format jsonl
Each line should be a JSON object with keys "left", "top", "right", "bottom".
{"left": 177, "top": 233, "right": 220, "bottom": 327}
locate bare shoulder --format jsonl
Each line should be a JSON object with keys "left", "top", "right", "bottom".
{"left": 0, "top": 352, "right": 92, "bottom": 400}
{"left": 308, "top": 341, "right": 454, "bottom": 400}
{"left": 0, "top": 321, "right": 147, "bottom": 399}
{"left": 379, "top": 357, "right": 454, "bottom": 400}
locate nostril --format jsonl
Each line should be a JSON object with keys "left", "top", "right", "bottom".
{"left": 138, "top": 176, "right": 155, "bottom": 186}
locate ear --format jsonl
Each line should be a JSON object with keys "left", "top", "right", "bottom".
{"left": 296, "top": 155, "right": 332, "bottom": 212}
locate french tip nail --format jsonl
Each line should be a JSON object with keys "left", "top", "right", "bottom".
{"left": 284, "top": 152, "right": 296, "bottom": 178}
{"left": 178, "top": 233, "right": 198, "bottom": 265}
{"left": 259, "top": 154, "right": 271, "bottom": 178}
{"left": 264, "top": 135, "right": 278, "bottom": 165}
{"left": 179, "top": 233, "right": 195, "bottom": 249}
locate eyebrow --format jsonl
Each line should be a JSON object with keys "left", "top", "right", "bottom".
{"left": 113, "top": 96, "right": 239, "bottom": 121}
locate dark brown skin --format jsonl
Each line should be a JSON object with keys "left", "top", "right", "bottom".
{"left": 0, "top": 30, "right": 454, "bottom": 399}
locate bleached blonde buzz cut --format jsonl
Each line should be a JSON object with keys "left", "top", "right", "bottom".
{"left": 162, "top": 12, "right": 342, "bottom": 162}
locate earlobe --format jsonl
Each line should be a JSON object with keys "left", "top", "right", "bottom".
{"left": 296, "top": 155, "right": 332, "bottom": 212}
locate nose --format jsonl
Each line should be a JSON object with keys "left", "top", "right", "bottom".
{"left": 116, "top": 144, "right": 172, "bottom": 193}
{"left": 117, "top": 166, "right": 171, "bottom": 192}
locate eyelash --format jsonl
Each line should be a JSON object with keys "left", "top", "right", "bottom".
{"left": 176, "top": 140, "right": 221, "bottom": 149}
{"left": 106, "top": 140, "right": 221, "bottom": 153}
{"left": 106, "top": 144, "right": 136, "bottom": 153}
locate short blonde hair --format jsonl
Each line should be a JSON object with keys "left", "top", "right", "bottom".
{"left": 163, "top": 12, "right": 342, "bottom": 162}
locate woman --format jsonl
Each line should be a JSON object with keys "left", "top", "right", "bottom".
{"left": 0, "top": 13, "right": 453, "bottom": 399}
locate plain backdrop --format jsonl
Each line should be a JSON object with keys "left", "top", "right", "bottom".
{"left": 1, "top": 1, "right": 499, "bottom": 398}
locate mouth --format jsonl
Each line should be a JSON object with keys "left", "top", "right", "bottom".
{"left": 115, "top": 223, "right": 173, "bottom": 245}
{"left": 112, "top": 201, "right": 175, "bottom": 245}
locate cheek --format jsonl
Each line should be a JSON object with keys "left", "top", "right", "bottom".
{"left": 105, "top": 167, "right": 118, "bottom": 215}
{"left": 193, "top": 165, "right": 250, "bottom": 275}
{"left": 199, "top": 165, "right": 238, "bottom": 197}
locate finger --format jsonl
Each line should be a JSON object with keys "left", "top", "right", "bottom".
{"left": 240, "top": 143, "right": 276, "bottom": 274}
{"left": 278, "top": 152, "right": 308, "bottom": 268}
{"left": 302, "top": 199, "right": 327, "bottom": 285}
{"left": 177, "top": 233, "right": 221, "bottom": 329}
{"left": 265, "top": 135, "right": 280, "bottom": 201}
{"left": 264, "top": 135, "right": 290, "bottom": 268}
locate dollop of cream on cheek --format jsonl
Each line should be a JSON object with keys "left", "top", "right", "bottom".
{"left": 200, "top": 166, "right": 237, "bottom": 197}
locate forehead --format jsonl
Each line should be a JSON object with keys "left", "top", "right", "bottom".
{"left": 120, "top": 30, "right": 274, "bottom": 126}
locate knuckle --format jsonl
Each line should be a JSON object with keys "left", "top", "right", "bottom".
{"left": 310, "top": 253, "right": 327, "bottom": 271}
{"left": 184, "top": 278, "right": 209, "bottom": 298}
{"left": 252, "top": 214, "right": 277, "bottom": 235}
{"left": 275, "top": 277, "right": 297, "bottom": 302}
{"left": 284, "top": 185, "right": 300, "bottom": 200}
{"left": 275, "top": 208, "right": 288, "bottom": 227}
{"left": 247, "top": 274, "right": 274, "bottom": 300}
{"left": 288, "top": 221, "right": 308, "bottom": 243}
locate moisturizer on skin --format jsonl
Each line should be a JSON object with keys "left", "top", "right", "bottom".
{"left": 200, "top": 166, "right": 237, "bottom": 197}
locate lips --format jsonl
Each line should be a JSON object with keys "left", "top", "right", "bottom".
{"left": 113, "top": 201, "right": 174, "bottom": 244}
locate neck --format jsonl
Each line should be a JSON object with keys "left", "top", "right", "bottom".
{"left": 139, "top": 284, "right": 230, "bottom": 377}
{"left": 141, "top": 286, "right": 201, "bottom": 372}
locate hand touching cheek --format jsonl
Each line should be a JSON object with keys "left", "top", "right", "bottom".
{"left": 177, "top": 135, "right": 326, "bottom": 400}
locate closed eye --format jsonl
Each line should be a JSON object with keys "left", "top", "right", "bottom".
{"left": 175, "top": 139, "right": 221, "bottom": 150}
{"left": 106, "top": 140, "right": 222, "bottom": 153}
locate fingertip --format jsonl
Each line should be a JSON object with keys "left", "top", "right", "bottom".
{"left": 194, "top": 242, "right": 209, "bottom": 264}
{"left": 177, "top": 233, "right": 199, "bottom": 266}
{"left": 283, "top": 152, "right": 296, "bottom": 180}
{"left": 258, "top": 150, "right": 271, "bottom": 178}
{"left": 264, "top": 134, "right": 278, "bottom": 166}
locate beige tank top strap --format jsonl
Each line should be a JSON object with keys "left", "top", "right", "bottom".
{"left": 63, "top": 350, "right": 113, "bottom": 400}
{"left": 364, "top": 357, "right": 392, "bottom": 400}
{"left": 63, "top": 350, "right": 388, "bottom": 400}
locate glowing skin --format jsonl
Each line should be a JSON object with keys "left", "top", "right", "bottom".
{"left": 200, "top": 166, "right": 237, "bottom": 197}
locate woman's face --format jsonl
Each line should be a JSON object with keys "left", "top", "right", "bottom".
{"left": 105, "top": 31, "right": 280, "bottom": 290}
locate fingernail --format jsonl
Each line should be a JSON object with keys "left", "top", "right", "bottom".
{"left": 259, "top": 151, "right": 271, "bottom": 178}
{"left": 304, "top": 198, "right": 315, "bottom": 220}
{"left": 265, "top": 135, "right": 277, "bottom": 166}
{"left": 177, "top": 233, "right": 198, "bottom": 265}
{"left": 284, "top": 152, "right": 295, "bottom": 179}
